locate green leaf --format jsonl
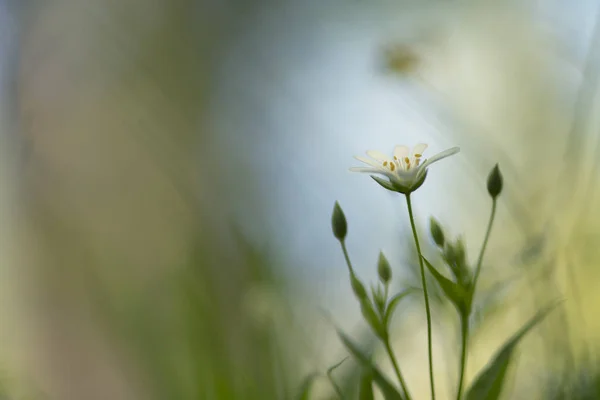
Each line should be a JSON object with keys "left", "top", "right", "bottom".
{"left": 383, "top": 288, "right": 418, "bottom": 329}
{"left": 358, "top": 370, "right": 375, "bottom": 400}
{"left": 465, "top": 303, "right": 559, "bottom": 400}
{"left": 422, "top": 256, "right": 469, "bottom": 311}
{"left": 337, "top": 330, "right": 405, "bottom": 400}
{"left": 360, "top": 299, "right": 385, "bottom": 339}
{"left": 351, "top": 273, "right": 369, "bottom": 301}
{"left": 296, "top": 373, "right": 320, "bottom": 400}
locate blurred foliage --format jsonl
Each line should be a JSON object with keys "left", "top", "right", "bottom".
{"left": 82, "top": 230, "right": 294, "bottom": 400}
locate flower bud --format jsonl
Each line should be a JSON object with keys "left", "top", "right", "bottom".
{"left": 331, "top": 202, "right": 348, "bottom": 240}
{"left": 429, "top": 217, "right": 445, "bottom": 248}
{"left": 377, "top": 252, "right": 392, "bottom": 284}
{"left": 487, "top": 164, "right": 503, "bottom": 198}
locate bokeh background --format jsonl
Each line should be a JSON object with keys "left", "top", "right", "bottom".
{"left": 1, "top": 0, "right": 600, "bottom": 399}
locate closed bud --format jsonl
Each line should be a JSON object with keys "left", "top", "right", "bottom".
{"left": 350, "top": 273, "right": 368, "bottom": 300}
{"left": 377, "top": 252, "right": 392, "bottom": 284}
{"left": 331, "top": 202, "right": 348, "bottom": 240}
{"left": 487, "top": 164, "right": 503, "bottom": 198}
{"left": 429, "top": 217, "right": 445, "bottom": 248}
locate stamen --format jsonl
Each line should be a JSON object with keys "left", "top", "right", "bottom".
{"left": 415, "top": 154, "right": 422, "bottom": 158}
{"left": 383, "top": 161, "right": 388, "bottom": 166}
{"left": 390, "top": 163, "right": 396, "bottom": 171}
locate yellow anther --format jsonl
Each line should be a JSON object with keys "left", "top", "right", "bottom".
{"left": 415, "top": 154, "right": 422, "bottom": 158}
{"left": 404, "top": 157, "right": 410, "bottom": 164}
{"left": 383, "top": 161, "right": 388, "bottom": 166}
{"left": 390, "top": 163, "right": 396, "bottom": 171}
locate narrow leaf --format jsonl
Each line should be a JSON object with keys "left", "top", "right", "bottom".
{"left": 360, "top": 299, "right": 385, "bottom": 339}
{"left": 358, "top": 370, "right": 375, "bottom": 400}
{"left": 337, "top": 330, "right": 405, "bottom": 400}
{"left": 383, "top": 288, "right": 418, "bottom": 329}
{"left": 327, "top": 357, "right": 349, "bottom": 399}
{"left": 465, "top": 303, "right": 559, "bottom": 400}
{"left": 422, "top": 256, "right": 468, "bottom": 309}
{"left": 327, "top": 357, "right": 349, "bottom": 376}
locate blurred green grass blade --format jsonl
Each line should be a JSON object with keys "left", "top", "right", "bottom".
{"left": 358, "top": 370, "right": 375, "bottom": 400}
{"left": 337, "top": 330, "right": 405, "bottom": 400}
{"left": 332, "top": 326, "right": 378, "bottom": 399}
{"left": 465, "top": 303, "right": 559, "bottom": 400}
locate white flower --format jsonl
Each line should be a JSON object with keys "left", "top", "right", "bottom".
{"left": 350, "top": 143, "right": 460, "bottom": 194}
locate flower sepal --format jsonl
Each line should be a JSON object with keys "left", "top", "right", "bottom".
{"left": 370, "top": 170, "right": 427, "bottom": 195}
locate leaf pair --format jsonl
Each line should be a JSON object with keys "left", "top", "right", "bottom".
{"left": 382, "top": 288, "right": 419, "bottom": 330}
{"left": 422, "top": 256, "right": 470, "bottom": 314}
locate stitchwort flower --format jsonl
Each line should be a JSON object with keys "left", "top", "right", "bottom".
{"left": 350, "top": 143, "right": 460, "bottom": 194}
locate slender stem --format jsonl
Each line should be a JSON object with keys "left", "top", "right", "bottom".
{"left": 456, "top": 314, "right": 469, "bottom": 400}
{"left": 340, "top": 241, "right": 355, "bottom": 275}
{"left": 405, "top": 193, "right": 436, "bottom": 400}
{"left": 455, "top": 198, "right": 496, "bottom": 399}
{"left": 384, "top": 283, "right": 389, "bottom": 303}
{"left": 384, "top": 336, "right": 412, "bottom": 400}
{"left": 472, "top": 198, "right": 497, "bottom": 294}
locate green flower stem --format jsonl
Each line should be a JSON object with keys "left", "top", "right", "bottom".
{"left": 383, "top": 335, "right": 412, "bottom": 400}
{"left": 456, "top": 314, "right": 469, "bottom": 400}
{"left": 405, "top": 193, "right": 436, "bottom": 400}
{"left": 472, "top": 198, "right": 497, "bottom": 295}
{"left": 456, "top": 197, "right": 496, "bottom": 400}
{"left": 340, "top": 240, "right": 355, "bottom": 276}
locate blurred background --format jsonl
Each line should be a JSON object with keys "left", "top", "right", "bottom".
{"left": 1, "top": 0, "right": 600, "bottom": 398}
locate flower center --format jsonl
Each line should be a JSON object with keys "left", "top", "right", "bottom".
{"left": 383, "top": 154, "right": 423, "bottom": 172}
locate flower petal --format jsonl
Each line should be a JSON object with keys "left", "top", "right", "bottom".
{"left": 416, "top": 147, "right": 460, "bottom": 179}
{"left": 421, "top": 147, "right": 460, "bottom": 167}
{"left": 412, "top": 143, "right": 428, "bottom": 156}
{"left": 393, "top": 145, "right": 409, "bottom": 159}
{"left": 354, "top": 156, "right": 381, "bottom": 168}
{"left": 349, "top": 167, "right": 382, "bottom": 173}
{"left": 366, "top": 150, "right": 390, "bottom": 162}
